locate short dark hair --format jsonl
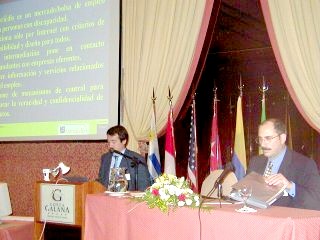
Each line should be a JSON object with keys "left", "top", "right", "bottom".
{"left": 260, "top": 118, "right": 287, "bottom": 135}
{"left": 107, "top": 125, "right": 129, "bottom": 143}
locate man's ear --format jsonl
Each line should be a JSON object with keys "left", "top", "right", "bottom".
{"left": 122, "top": 139, "right": 127, "bottom": 146}
{"left": 280, "top": 133, "right": 287, "bottom": 145}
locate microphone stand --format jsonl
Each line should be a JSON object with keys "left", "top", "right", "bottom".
{"left": 129, "top": 156, "right": 139, "bottom": 191}
{"left": 217, "top": 183, "right": 222, "bottom": 208}
{"left": 130, "top": 156, "right": 148, "bottom": 191}
{"left": 206, "top": 165, "right": 234, "bottom": 207}
{"left": 206, "top": 179, "right": 223, "bottom": 208}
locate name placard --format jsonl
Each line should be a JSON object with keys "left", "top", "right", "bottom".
{"left": 40, "top": 183, "right": 75, "bottom": 224}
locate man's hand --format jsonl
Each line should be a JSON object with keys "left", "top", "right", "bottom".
{"left": 265, "top": 173, "right": 292, "bottom": 190}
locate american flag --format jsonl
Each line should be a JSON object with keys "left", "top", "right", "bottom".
{"left": 187, "top": 97, "right": 198, "bottom": 192}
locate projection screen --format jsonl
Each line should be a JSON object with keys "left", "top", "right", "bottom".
{"left": 0, "top": 0, "right": 120, "bottom": 141}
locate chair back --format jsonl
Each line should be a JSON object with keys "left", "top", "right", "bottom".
{"left": 200, "top": 170, "right": 238, "bottom": 198}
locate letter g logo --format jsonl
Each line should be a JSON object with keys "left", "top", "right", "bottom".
{"left": 52, "top": 189, "right": 62, "bottom": 201}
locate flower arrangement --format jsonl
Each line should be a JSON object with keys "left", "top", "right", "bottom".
{"left": 142, "top": 173, "right": 200, "bottom": 213}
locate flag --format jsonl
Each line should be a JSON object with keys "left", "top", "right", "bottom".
{"left": 147, "top": 107, "right": 161, "bottom": 180}
{"left": 164, "top": 105, "right": 176, "bottom": 175}
{"left": 187, "top": 98, "right": 198, "bottom": 192}
{"left": 210, "top": 98, "right": 222, "bottom": 171}
{"left": 231, "top": 96, "right": 247, "bottom": 180}
{"left": 261, "top": 96, "right": 266, "bottom": 122}
{"left": 259, "top": 96, "right": 266, "bottom": 155}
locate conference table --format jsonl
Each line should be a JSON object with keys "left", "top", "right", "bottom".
{"left": 84, "top": 193, "right": 320, "bottom": 240}
{"left": 0, "top": 220, "right": 33, "bottom": 240}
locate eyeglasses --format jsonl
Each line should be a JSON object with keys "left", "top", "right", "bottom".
{"left": 255, "top": 134, "right": 280, "bottom": 144}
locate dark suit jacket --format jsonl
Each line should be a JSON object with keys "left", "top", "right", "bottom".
{"left": 248, "top": 148, "right": 320, "bottom": 210}
{"left": 97, "top": 149, "right": 151, "bottom": 191}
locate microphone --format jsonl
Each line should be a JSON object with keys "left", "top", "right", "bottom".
{"left": 213, "top": 162, "right": 235, "bottom": 189}
{"left": 110, "top": 148, "right": 133, "bottom": 160}
{"left": 110, "top": 148, "right": 147, "bottom": 169}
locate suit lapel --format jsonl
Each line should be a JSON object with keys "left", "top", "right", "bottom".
{"left": 105, "top": 153, "right": 113, "bottom": 185}
{"left": 278, "top": 148, "right": 292, "bottom": 177}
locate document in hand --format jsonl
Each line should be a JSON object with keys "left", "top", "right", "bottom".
{"left": 229, "top": 171, "right": 287, "bottom": 208}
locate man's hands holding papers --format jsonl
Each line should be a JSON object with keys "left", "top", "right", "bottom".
{"left": 265, "top": 173, "right": 292, "bottom": 190}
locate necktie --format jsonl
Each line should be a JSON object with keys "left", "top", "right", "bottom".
{"left": 114, "top": 155, "right": 119, "bottom": 168}
{"left": 263, "top": 161, "right": 273, "bottom": 177}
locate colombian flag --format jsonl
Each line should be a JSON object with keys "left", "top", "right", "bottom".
{"left": 231, "top": 96, "right": 247, "bottom": 180}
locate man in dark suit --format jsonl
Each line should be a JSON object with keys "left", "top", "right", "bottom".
{"left": 98, "top": 125, "right": 151, "bottom": 191}
{"left": 248, "top": 118, "right": 320, "bottom": 210}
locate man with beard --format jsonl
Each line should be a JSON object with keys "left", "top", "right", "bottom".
{"left": 248, "top": 118, "right": 320, "bottom": 210}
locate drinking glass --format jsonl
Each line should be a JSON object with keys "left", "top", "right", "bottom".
{"left": 238, "top": 185, "right": 252, "bottom": 208}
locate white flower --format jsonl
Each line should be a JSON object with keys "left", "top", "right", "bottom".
{"left": 168, "top": 185, "right": 176, "bottom": 195}
{"left": 159, "top": 188, "right": 170, "bottom": 201}
{"left": 186, "top": 188, "right": 193, "bottom": 194}
{"left": 152, "top": 183, "right": 161, "bottom": 189}
{"left": 174, "top": 188, "right": 183, "bottom": 196}
{"left": 185, "top": 198, "right": 193, "bottom": 206}
{"left": 178, "top": 201, "right": 185, "bottom": 207}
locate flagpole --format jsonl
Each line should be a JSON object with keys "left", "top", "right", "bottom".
{"left": 246, "top": 95, "right": 253, "bottom": 160}
{"left": 164, "top": 87, "right": 176, "bottom": 175}
{"left": 152, "top": 88, "right": 156, "bottom": 121}
{"left": 259, "top": 75, "right": 268, "bottom": 122}
{"left": 229, "top": 96, "right": 234, "bottom": 158}
{"left": 188, "top": 94, "right": 198, "bottom": 192}
{"left": 285, "top": 93, "right": 293, "bottom": 149}
{"left": 232, "top": 75, "right": 247, "bottom": 180}
{"left": 192, "top": 94, "right": 198, "bottom": 191}
{"left": 213, "top": 87, "right": 218, "bottom": 117}
{"left": 239, "top": 74, "right": 244, "bottom": 97}
{"left": 259, "top": 76, "right": 268, "bottom": 155}
{"left": 210, "top": 87, "right": 222, "bottom": 171}
{"left": 147, "top": 88, "right": 161, "bottom": 180}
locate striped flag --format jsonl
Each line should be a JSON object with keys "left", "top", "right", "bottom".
{"left": 210, "top": 98, "right": 222, "bottom": 171}
{"left": 147, "top": 107, "right": 161, "bottom": 180}
{"left": 187, "top": 98, "right": 198, "bottom": 192}
{"left": 231, "top": 96, "right": 247, "bottom": 180}
{"left": 164, "top": 105, "right": 176, "bottom": 175}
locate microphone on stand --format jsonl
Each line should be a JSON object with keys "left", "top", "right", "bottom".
{"left": 110, "top": 148, "right": 147, "bottom": 166}
{"left": 199, "top": 162, "right": 236, "bottom": 210}
{"left": 213, "top": 162, "right": 235, "bottom": 204}
{"left": 213, "top": 162, "right": 235, "bottom": 189}
{"left": 204, "top": 161, "right": 235, "bottom": 207}
{"left": 110, "top": 148, "right": 133, "bottom": 160}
